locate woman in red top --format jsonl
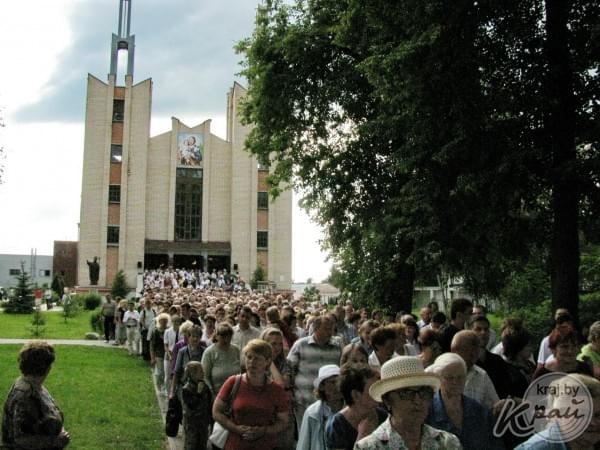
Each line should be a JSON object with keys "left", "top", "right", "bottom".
{"left": 213, "top": 339, "right": 289, "bottom": 450}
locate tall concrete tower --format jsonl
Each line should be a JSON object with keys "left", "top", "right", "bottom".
{"left": 78, "top": 0, "right": 151, "bottom": 287}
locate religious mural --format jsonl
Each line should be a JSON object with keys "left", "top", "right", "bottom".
{"left": 177, "top": 133, "right": 204, "bottom": 166}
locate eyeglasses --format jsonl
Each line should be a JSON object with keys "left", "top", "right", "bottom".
{"left": 393, "top": 387, "right": 434, "bottom": 401}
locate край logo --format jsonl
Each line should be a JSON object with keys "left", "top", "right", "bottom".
{"left": 494, "top": 372, "right": 593, "bottom": 443}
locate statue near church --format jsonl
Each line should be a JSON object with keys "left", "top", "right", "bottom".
{"left": 87, "top": 257, "right": 100, "bottom": 285}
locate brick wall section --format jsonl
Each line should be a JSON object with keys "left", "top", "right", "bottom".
{"left": 257, "top": 210, "right": 269, "bottom": 230}
{"left": 114, "top": 87, "right": 125, "bottom": 99}
{"left": 258, "top": 171, "right": 269, "bottom": 191}
{"left": 112, "top": 122, "right": 123, "bottom": 143}
{"left": 257, "top": 250, "right": 268, "bottom": 272}
{"left": 110, "top": 164, "right": 122, "bottom": 184}
{"left": 53, "top": 241, "right": 78, "bottom": 287}
{"left": 108, "top": 204, "right": 120, "bottom": 225}
{"left": 106, "top": 246, "right": 119, "bottom": 285}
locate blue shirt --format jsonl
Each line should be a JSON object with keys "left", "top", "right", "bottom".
{"left": 514, "top": 423, "right": 569, "bottom": 450}
{"left": 426, "top": 392, "right": 504, "bottom": 450}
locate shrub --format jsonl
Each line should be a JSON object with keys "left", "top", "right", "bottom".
{"left": 84, "top": 293, "right": 102, "bottom": 310}
{"left": 31, "top": 305, "right": 46, "bottom": 337}
{"left": 111, "top": 270, "right": 129, "bottom": 298}
{"left": 90, "top": 310, "right": 104, "bottom": 334}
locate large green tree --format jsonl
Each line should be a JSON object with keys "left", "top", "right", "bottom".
{"left": 237, "top": 0, "right": 600, "bottom": 315}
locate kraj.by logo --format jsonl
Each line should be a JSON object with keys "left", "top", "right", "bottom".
{"left": 494, "top": 372, "right": 593, "bottom": 442}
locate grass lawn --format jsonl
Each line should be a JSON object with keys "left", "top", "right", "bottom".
{"left": 0, "top": 345, "right": 165, "bottom": 449}
{"left": 0, "top": 309, "right": 97, "bottom": 339}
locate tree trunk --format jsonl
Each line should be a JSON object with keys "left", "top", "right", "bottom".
{"left": 545, "top": 0, "right": 580, "bottom": 321}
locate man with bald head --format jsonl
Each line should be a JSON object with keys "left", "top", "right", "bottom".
{"left": 451, "top": 330, "right": 499, "bottom": 409}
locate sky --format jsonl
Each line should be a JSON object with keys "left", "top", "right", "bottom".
{"left": 0, "top": 0, "right": 332, "bottom": 283}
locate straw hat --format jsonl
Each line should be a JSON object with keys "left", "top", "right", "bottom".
{"left": 369, "top": 356, "right": 441, "bottom": 402}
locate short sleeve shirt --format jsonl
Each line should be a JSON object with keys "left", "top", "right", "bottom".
{"left": 217, "top": 375, "right": 289, "bottom": 450}
{"left": 325, "top": 408, "right": 388, "bottom": 450}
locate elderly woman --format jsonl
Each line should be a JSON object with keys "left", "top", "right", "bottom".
{"left": 201, "top": 322, "right": 241, "bottom": 396}
{"left": 354, "top": 356, "right": 460, "bottom": 450}
{"left": 171, "top": 324, "right": 206, "bottom": 399}
{"left": 425, "top": 353, "right": 504, "bottom": 450}
{"left": 297, "top": 365, "right": 343, "bottom": 450}
{"left": 149, "top": 312, "right": 170, "bottom": 395}
{"left": 578, "top": 320, "right": 600, "bottom": 379}
{"left": 325, "top": 364, "right": 388, "bottom": 450}
{"left": 532, "top": 328, "right": 593, "bottom": 380}
{"left": 212, "top": 339, "right": 289, "bottom": 450}
{"left": 1, "top": 342, "right": 70, "bottom": 449}
{"left": 515, "top": 374, "right": 600, "bottom": 449}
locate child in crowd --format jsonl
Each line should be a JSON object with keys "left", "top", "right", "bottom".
{"left": 181, "top": 361, "right": 212, "bottom": 450}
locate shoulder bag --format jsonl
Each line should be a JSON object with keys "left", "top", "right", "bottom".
{"left": 209, "top": 374, "right": 242, "bottom": 448}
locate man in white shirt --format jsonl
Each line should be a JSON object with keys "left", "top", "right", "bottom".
{"left": 232, "top": 306, "right": 261, "bottom": 366}
{"left": 451, "top": 330, "right": 499, "bottom": 409}
{"left": 123, "top": 301, "right": 141, "bottom": 356}
{"left": 140, "top": 299, "right": 157, "bottom": 361}
{"left": 416, "top": 306, "right": 432, "bottom": 330}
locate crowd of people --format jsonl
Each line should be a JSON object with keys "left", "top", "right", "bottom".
{"left": 2, "top": 273, "right": 600, "bottom": 450}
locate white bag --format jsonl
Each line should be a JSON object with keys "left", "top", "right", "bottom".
{"left": 208, "top": 375, "right": 242, "bottom": 449}
{"left": 209, "top": 421, "right": 229, "bottom": 448}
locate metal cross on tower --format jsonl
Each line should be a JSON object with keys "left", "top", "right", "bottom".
{"left": 109, "top": 0, "right": 135, "bottom": 79}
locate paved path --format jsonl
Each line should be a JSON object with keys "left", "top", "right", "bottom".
{"left": 0, "top": 338, "right": 184, "bottom": 450}
{"left": 0, "top": 338, "right": 118, "bottom": 346}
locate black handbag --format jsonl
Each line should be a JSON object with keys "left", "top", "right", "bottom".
{"left": 165, "top": 396, "right": 183, "bottom": 437}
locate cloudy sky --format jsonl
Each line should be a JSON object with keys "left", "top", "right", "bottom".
{"left": 0, "top": 0, "right": 331, "bottom": 283}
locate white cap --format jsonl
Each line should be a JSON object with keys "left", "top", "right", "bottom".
{"left": 313, "top": 364, "right": 341, "bottom": 389}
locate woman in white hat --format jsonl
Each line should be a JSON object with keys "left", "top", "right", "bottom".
{"left": 297, "top": 364, "right": 343, "bottom": 450}
{"left": 355, "top": 356, "right": 461, "bottom": 450}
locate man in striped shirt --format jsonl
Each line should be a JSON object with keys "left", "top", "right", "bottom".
{"left": 287, "top": 314, "right": 342, "bottom": 432}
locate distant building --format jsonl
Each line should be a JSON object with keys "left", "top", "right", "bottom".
{"left": 0, "top": 254, "right": 53, "bottom": 289}
{"left": 292, "top": 282, "right": 341, "bottom": 304}
{"left": 76, "top": 1, "right": 292, "bottom": 289}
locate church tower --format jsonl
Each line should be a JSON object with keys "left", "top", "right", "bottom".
{"left": 77, "top": 1, "right": 293, "bottom": 291}
{"left": 78, "top": 0, "right": 152, "bottom": 287}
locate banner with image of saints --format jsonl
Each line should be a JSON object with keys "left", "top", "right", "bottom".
{"left": 177, "top": 133, "right": 204, "bottom": 167}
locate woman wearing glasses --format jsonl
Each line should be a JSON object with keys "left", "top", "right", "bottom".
{"left": 354, "top": 356, "right": 461, "bottom": 450}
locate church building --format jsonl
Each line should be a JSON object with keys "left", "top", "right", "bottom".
{"left": 77, "top": 0, "right": 292, "bottom": 290}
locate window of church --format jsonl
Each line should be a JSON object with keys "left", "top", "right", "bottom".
{"left": 107, "top": 225, "right": 120, "bottom": 245}
{"left": 108, "top": 185, "right": 121, "bottom": 203}
{"left": 257, "top": 231, "right": 268, "bottom": 249}
{"left": 258, "top": 192, "right": 269, "bottom": 209}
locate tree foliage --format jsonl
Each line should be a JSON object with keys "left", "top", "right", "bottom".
{"left": 250, "top": 265, "right": 266, "bottom": 289}
{"left": 237, "top": 0, "right": 600, "bottom": 315}
{"left": 111, "top": 270, "right": 129, "bottom": 299}
{"left": 4, "top": 262, "right": 35, "bottom": 314}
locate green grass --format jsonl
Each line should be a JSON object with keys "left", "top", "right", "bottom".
{"left": 0, "top": 309, "right": 97, "bottom": 339}
{"left": 0, "top": 345, "right": 165, "bottom": 450}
